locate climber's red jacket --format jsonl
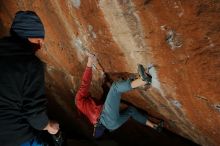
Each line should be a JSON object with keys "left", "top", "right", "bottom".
{"left": 75, "top": 67, "right": 103, "bottom": 125}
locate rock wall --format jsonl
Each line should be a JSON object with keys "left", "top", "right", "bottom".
{"left": 0, "top": 0, "right": 220, "bottom": 146}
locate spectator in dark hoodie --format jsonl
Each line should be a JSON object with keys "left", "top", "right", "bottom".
{"left": 0, "top": 11, "right": 59, "bottom": 146}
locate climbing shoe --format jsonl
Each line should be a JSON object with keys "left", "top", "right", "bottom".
{"left": 154, "top": 120, "right": 164, "bottom": 133}
{"left": 138, "top": 64, "right": 152, "bottom": 85}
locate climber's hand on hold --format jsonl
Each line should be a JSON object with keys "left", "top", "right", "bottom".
{"left": 87, "top": 53, "right": 97, "bottom": 67}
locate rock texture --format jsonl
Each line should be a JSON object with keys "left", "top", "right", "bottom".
{"left": 0, "top": 0, "right": 220, "bottom": 146}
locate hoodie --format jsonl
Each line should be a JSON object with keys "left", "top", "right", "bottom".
{"left": 0, "top": 11, "right": 48, "bottom": 146}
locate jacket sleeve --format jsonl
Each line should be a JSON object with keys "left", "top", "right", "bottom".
{"left": 23, "top": 57, "right": 49, "bottom": 130}
{"left": 75, "top": 67, "right": 92, "bottom": 104}
{"left": 77, "top": 67, "right": 92, "bottom": 98}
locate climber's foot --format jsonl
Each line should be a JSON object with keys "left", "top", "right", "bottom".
{"left": 153, "top": 120, "right": 164, "bottom": 133}
{"left": 138, "top": 64, "right": 152, "bottom": 85}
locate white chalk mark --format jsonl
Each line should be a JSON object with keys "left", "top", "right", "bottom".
{"left": 171, "top": 100, "right": 182, "bottom": 108}
{"left": 71, "top": 0, "right": 81, "bottom": 9}
{"left": 148, "top": 66, "right": 165, "bottom": 97}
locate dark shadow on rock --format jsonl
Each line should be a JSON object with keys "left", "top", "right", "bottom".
{"left": 46, "top": 90, "right": 199, "bottom": 146}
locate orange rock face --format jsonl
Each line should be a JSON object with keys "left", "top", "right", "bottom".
{"left": 0, "top": 0, "right": 220, "bottom": 146}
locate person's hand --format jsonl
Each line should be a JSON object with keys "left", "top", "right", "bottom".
{"left": 44, "top": 121, "right": 59, "bottom": 135}
{"left": 87, "top": 53, "right": 97, "bottom": 67}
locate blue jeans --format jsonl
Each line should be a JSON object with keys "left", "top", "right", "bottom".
{"left": 21, "top": 138, "right": 43, "bottom": 146}
{"left": 100, "top": 80, "right": 148, "bottom": 130}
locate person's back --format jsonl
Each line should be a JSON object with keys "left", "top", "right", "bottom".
{"left": 0, "top": 37, "right": 46, "bottom": 145}
{"left": 0, "top": 11, "right": 59, "bottom": 146}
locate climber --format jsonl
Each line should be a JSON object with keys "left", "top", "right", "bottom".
{"left": 75, "top": 53, "right": 164, "bottom": 138}
{"left": 0, "top": 11, "right": 59, "bottom": 146}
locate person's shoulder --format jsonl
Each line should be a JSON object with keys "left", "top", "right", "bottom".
{"left": 0, "top": 36, "right": 12, "bottom": 43}
{"left": 29, "top": 55, "right": 43, "bottom": 66}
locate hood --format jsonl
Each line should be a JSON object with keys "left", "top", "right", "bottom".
{"left": 0, "top": 36, "right": 35, "bottom": 56}
{"left": 10, "top": 11, "right": 45, "bottom": 39}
